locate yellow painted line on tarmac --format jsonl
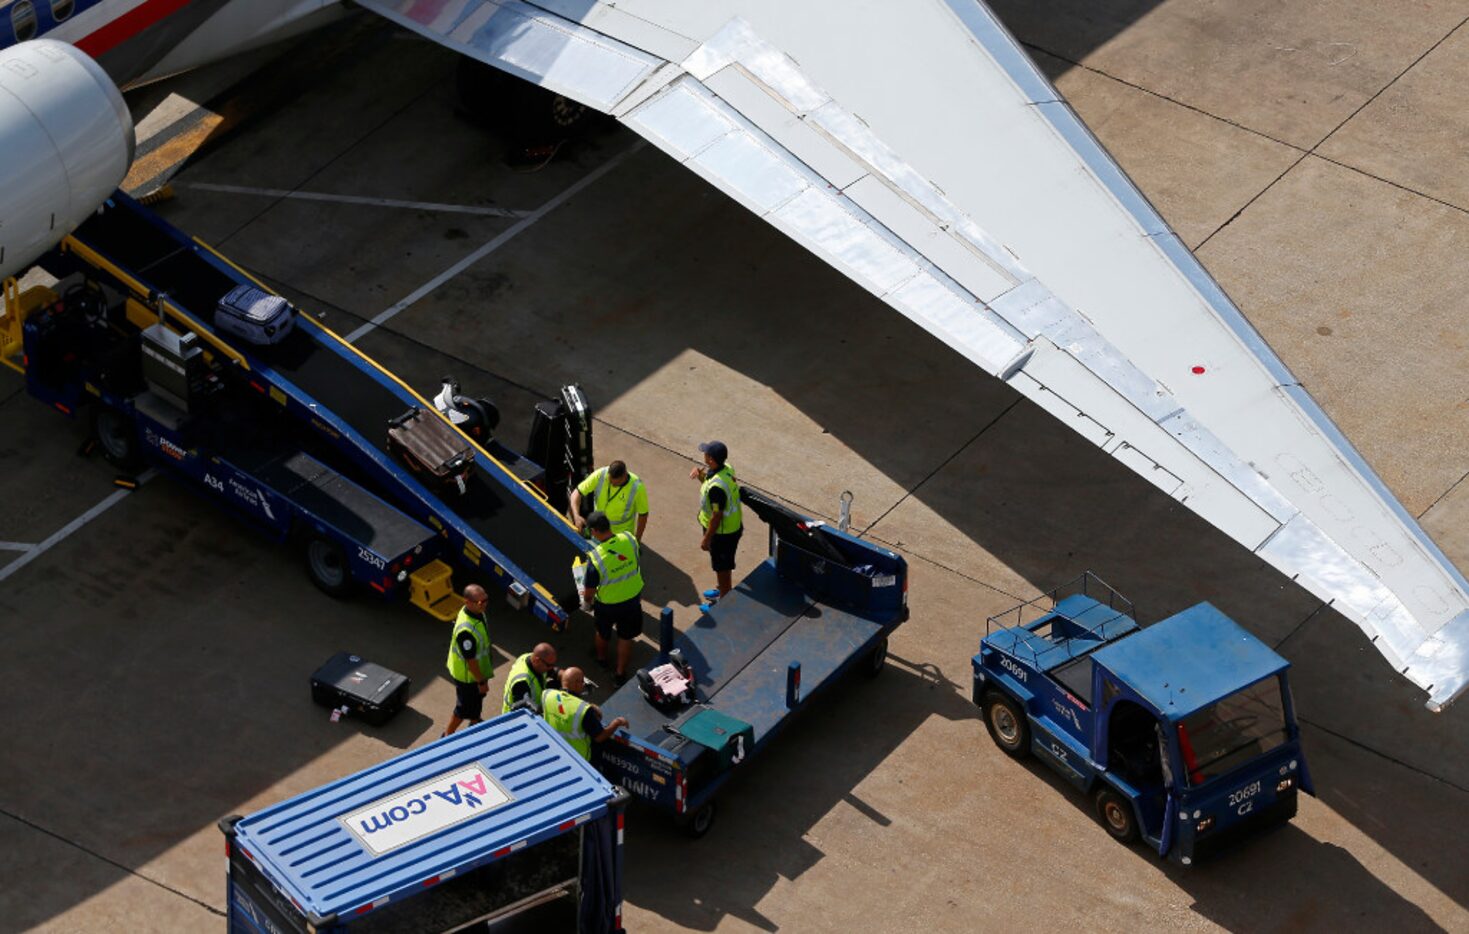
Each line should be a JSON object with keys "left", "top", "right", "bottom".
{"left": 122, "top": 110, "right": 225, "bottom": 196}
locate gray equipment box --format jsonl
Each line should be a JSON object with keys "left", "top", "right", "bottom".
{"left": 214, "top": 285, "right": 295, "bottom": 346}
{"left": 140, "top": 323, "right": 206, "bottom": 410}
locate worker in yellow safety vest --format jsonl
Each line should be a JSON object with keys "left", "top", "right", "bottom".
{"left": 502, "top": 642, "right": 559, "bottom": 715}
{"left": 571, "top": 460, "right": 649, "bottom": 540}
{"left": 689, "top": 440, "right": 742, "bottom": 602}
{"left": 541, "top": 666, "right": 628, "bottom": 760}
{"left": 578, "top": 511, "right": 645, "bottom": 687}
{"left": 441, "top": 584, "right": 495, "bottom": 737}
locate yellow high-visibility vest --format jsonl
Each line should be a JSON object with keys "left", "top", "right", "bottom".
{"left": 585, "top": 530, "right": 644, "bottom": 604}
{"left": 584, "top": 467, "right": 645, "bottom": 535}
{"left": 542, "top": 688, "right": 591, "bottom": 759}
{"left": 502, "top": 653, "right": 545, "bottom": 714}
{"left": 698, "top": 463, "right": 742, "bottom": 534}
{"left": 445, "top": 608, "right": 493, "bottom": 683}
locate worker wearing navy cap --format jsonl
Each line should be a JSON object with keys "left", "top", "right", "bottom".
{"left": 690, "top": 440, "right": 743, "bottom": 604}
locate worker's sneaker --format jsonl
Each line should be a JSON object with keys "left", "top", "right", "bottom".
{"left": 698, "top": 602, "right": 714, "bottom": 614}
{"left": 702, "top": 588, "right": 721, "bottom": 601}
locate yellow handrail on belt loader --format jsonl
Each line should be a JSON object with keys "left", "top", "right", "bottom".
{"left": 1, "top": 277, "right": 59, "bottom": 374}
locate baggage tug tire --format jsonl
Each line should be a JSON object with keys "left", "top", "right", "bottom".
{"left": 982, "top": 691, "right": 1031, "bottom": 759}
{"left": 1094, "top": 787, "right": 1140, "bottom": 844}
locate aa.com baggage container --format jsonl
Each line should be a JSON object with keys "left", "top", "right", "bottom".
{"left": 220, "top": 711, "right": 628, "bottom": 933}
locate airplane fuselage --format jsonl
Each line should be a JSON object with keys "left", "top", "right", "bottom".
{"left": 0, "top": 0, "right": 344, "bottom": 89}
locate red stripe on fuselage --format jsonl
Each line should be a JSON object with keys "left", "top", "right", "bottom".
{"left": 406, "top": 0, "right": 453, "bottom": 25}
{"left": 75, "top": 0, "right": 195, "bottom": 58}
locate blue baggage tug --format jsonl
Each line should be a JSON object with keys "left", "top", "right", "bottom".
{"left": 596, "top": 489, "right": 909, "bottom": 836}
{"left": 972, "top": 573, "right": 1314, "bottom": 864}
{"left": 221, "top": 711, "right": 629, "bottom": 933}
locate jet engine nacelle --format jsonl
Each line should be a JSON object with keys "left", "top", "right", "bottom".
{"left": 0, "top": 40, "right": 134, "bottom": 281}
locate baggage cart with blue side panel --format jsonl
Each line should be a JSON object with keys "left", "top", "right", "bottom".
{"left": 220, "top": 711, "right": 629, "bottom": 933}
{"left": 595, "top": 488, "right": 908, "bottom": 837}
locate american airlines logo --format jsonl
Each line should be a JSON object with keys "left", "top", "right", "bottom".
{"left": 341, "top": 764, "right": 513, "bottom": 856}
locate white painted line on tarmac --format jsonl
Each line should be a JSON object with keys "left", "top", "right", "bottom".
{"left": 0, "top": 470, "right": 156, "bottom": 583}
{"left": 0, "top": 541, "right": 35, "bottom": 552}
{"left": 179, "top": 182, "right": 531, "bottom": 218}
{"left": 343, "top": 141, "right": 645, "bottom": 345}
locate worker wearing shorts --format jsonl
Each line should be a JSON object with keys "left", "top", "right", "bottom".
{"left": 691, "top": 440, "right": 743, "bottom": 600}
{"left": 441, "top": 584, "right": 494, "bottom": 737}
{"left": 579, "top": 511, "right": 645, "bottom": 687}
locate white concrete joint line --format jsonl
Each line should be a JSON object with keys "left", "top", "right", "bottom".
{"left": 0, "top": 470, "right": 156, "bottom": 583}
{"left": 0, "top": 541, "right": 35, "bottom": 552}
{"left": 344, "top": 141, "right": 646, "bottom": 345}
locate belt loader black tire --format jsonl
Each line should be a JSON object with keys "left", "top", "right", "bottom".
{"left": 94, "top": 407, "right": 140, "bottom": 469}
{"left": 305, "top": 535, "right": 352, "bottom": 598}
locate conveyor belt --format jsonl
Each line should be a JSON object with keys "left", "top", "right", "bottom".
{"left": 67, "top": 196, "right": 582, "bottom": 603}
{"left": 261, "top": 328, "right": 580, "bottom": 588}
{"left": 232, "top": 449, "right": 432, "bottom": 559}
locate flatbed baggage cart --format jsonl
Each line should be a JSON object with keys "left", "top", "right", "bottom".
{"left": 595, "top": 489, "right": 908, "bottom": 836}
{"left": 221, "top": 710, "right": 629, "bottom": 933}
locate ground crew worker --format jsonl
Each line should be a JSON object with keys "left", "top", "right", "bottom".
{"left": 502, "top": 642, "right": 559, "bottom": 715}
{"left": 541, "top": 667, "right": 628, "bottom": 760}
{"left": 571, "top": 460, "right": 649, "bottom": 540}
{"left": 441, "top": 584, "right": 495, "bottom": 737}
{"left": 579, "top": 511, "right": 645, "bottom": 687}
{"left": 689, "top": 440, "right": 742, "bottom": 600}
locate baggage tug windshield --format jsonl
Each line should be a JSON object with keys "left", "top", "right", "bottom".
{"left": 1176, "top": 676, "right": 1288, "bottom": 787}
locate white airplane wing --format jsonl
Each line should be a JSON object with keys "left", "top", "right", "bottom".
{"left": 357, "top": 0, "right": 1469, "bottom": 710}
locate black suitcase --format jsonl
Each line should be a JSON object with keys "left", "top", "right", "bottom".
{"left": 310, "top": 653, "right": 410, "bottom": 726}
{"left": 526, "top": 385, "right": 593, "bottom": 514}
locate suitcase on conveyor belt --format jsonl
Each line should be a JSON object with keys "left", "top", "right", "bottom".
{"left": 214, "top": 285, "right": 295, "bottom": 346}
{"left": 310, "top": 652, "right": 410, "bottom": 726}
{"left": 387, "top": 407, "right": 475, "bottom": 494}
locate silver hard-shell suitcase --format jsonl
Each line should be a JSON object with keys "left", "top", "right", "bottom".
{"left": 214, "top": 284, "right": 295, "bottom": 346}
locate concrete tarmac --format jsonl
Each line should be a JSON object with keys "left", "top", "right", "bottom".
{"left": 1, "top": 4, "right": 1467, "bottom": 932}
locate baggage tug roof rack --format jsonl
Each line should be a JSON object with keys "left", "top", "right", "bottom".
{"left": 983, "top": 571, "right": 1137, "bottom": 670}
{"left": 54, "top": 192, "right": 586, "bottom": 627}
